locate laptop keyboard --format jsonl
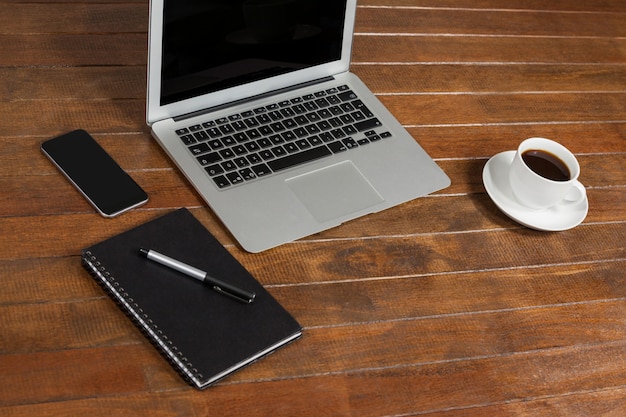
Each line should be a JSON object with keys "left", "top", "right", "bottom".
{"left": 174, "top": 85, "right": 392, "bottom": 189}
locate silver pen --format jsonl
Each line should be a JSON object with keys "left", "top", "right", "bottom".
{"left": 139, "top": 248, "right": 256, "bottom": 303}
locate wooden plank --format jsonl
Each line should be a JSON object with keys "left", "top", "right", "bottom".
{"left": 352, "top": 36, "right": 626, "bottom": 64}
{"left": 0, "top": 67, "right": 146, "bottom": 101}
{"left": 3, "top": 150, "right": 622, "bottom": 215}
{"left": 1, "top": 92, "right": 625, "bottom": 137}
{"left": 2, "top": 123, "right": 622, "bottom": 179}
{"left": 0, "top": 3, "right": 147, "bottom": 34}
{"left": 3, "top": 384, "right": 626, "bottom": 417}
{"left": 358, "top": 0, "right": 626, "bottom": 13}
{"left": 352, "top": 64, "right": 626, "bottom": 94}
{"left": 3, "top": 266, "right": 626, "bottom": 355}
{"left": 2, "top": 63, "right": 625, "bottom": 103}
{"left": 356, "top": 7, "right": 626, "bottom": 37}
{"left": 0, "top": 34, "right": 147, "bottom": 66}
{"left": 2, "top": 340, "right": 626, "bottom": 414}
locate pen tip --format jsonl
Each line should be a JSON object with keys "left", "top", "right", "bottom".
{"left": 138, "top": 248, "right": 149, "bottom": 257}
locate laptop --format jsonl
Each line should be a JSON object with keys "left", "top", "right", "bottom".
{"left": 147, "top": 0, "right": 450, "bottom": 253}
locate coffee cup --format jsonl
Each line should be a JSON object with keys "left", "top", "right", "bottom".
{"left": 508, "top": 138, "right": 586, "bottom": 210}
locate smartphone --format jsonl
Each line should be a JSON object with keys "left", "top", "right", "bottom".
{"left": 41, "top": 129, "right": 149, "bottom": 217}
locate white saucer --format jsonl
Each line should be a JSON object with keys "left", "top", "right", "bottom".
{"left": 482, "top": 151, "right": 588, "bottom": 231}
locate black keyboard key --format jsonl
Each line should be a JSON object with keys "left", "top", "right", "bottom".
{"left": 343, "top": 125, "right": 357, "bottom": 135}
{"left": 175, "top": 128, "right": 189, "bottom": 135}
{"left": 315, "top": 97, "right": 330, "bottom": 107}
{"left": 232, "top": 144, "right": 247, "bottom": 155}
{"left": 327, "top": 95, "right": 341, "bottom": 105}
{"left": 259, "top": 150, "right": 274, "bottom": 160}
{"left": 294, "top": 115, "right": 308, "bottom": 125}
{"left": 284, "top": 142, "right": 299, "bottom": 153}
{"left": 205, "top": 164, "right": 224, "bottom": 176}
{"left": 247, "top": 153, "right": 263, "bottom": 164}
{"left": 283, "top": 118, "right": 297, "bottom": 129}
{"left": 234, "top": 133, "right": 248, "bottom": 143}
{"left": 220, "top": 148, "right": 235, "bottom": 159}
{"left": 189, "top": 142, "right": 210, "bottom": 155}
{"left": 338, "top": 90, "right": 357, "bottom": 101}
{"left": 226, "top": 171, "right": 244, "bottom": 185}
{"left": 252, "top": 164, "right": 272, "bottom": 177}
{"left": 212, "top": 175, "right": 230, "bottom": 188}
{"left": 219, "top": 124, "right": 234, "bottom": 135}
{"left": 304, "top": 101, "right": 318, "bottom": 112}
{"left": 197, "top": 152, "right": 222, "bottom": 166}
{"left": 258, "top": 137, "right": 273, "bottom": 148}
{"left": 232, "top": 120, "right": 247, "bottom": 130}
{"left": 234, "top": 157, "right": 249, "bottom": 168}
{"left": 208, "top": 139, "right": 223, "bottom": 150}
{"left": 353, "top": 100, "right": 374, "bottom": 118}
{"left": 320, "top": 132, "right": 334, "bottom": 142}
{"left": 328, "top": 141, "right": 347, "bottom": 153}
{"left": 207, "top": 127, "right": 221, "bottom": 138}
{"left": 240, "top": 168, "right": 256, "bottom": 181}
{"left": 343, "top": 137, "right": 358, "bottom": 149}
{"left": 256, "top": 114, "right": 271, "bottom": 124}
{"left": 331, "top": 128, "right": 346, "bottom": 139}
{"left": 306, "top": 112, "right": 321, "bottom": 123}
{"left": 269, "top": 134, "right": 284, "bottom": 145}
{"left": 269, "top": 110, "right": 283, "bottom": 121}
{"left": 305, "top": 124, "right": 321, "bottom": 135}
{"left": 267, "top": 146, "right": 331, "bottom": 171}
{"left": 296, "top": 139, "right": 311, "bottom": 150}
{"left": 222, "top": 136, "right": 236, "bottom": 147}
{"left": 272, "top": 146, "right": 287, "bottom": 157}
{"left": 180, "top": 134, "right": 196, "bottom": 145}
{"left": 259, "top": 126, "right": 273, "bottom": 136}
{"left": 294, "top": 127, "right": 308, "bottom": 138}
{"left": 222, "top": 160, "right": 237, "bottom": 171}
{"left": 245, "top": 141, "right": 261, "bottom": 152}
{"left": 354, "top": 118, "right": 382, "bottom": 132}
{"left": 193, "top": 131, "right": 209, "bottom": 141}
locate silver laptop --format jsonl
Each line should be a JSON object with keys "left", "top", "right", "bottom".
{"left": 147, "top": 0, "right": 450, "bottom": 252}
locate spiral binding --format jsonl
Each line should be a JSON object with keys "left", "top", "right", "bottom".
{"left": 82, "top": 250, "right": 204, "bottom": 387}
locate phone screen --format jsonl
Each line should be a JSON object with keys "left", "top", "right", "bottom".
{"left": 42, "top": 130, "right": 149, "bottom": 217}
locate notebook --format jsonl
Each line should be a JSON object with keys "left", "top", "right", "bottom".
{"left": 146, "top": 0, "right": 451, "bottom": 252}
{"left": 81, "top": 208, "right": 302, "bottom": 389}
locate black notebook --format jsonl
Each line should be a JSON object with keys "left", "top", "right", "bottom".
{"left": 81, "top": 208, "right": 302, "bottom": 389}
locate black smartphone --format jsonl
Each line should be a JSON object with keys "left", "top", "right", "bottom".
{"left": 41, "top": 129, "right": 149, "bottom": 217}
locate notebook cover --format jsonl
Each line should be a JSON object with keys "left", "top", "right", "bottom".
{"left": 81, "top": 208, "right": 302, "bottom": 389}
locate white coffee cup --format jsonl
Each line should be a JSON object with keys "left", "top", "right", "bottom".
{"left": 509, "top": 138, "right": 586, "bottom": 210}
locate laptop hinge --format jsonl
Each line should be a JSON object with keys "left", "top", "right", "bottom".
{"left": 173, "top": 76, "right": 335, "bottom": 122}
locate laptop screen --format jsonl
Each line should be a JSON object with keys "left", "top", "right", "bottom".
{"left": 161, "top": 0, "right": 348, "bottom": 106}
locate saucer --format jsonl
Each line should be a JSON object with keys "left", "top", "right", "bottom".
{"left": 482, "top": 151, "right": 588, "bottom": 231}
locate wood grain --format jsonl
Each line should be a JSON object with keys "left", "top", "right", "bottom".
{"left": 1, "top": 1, "right": 625, "bottom": 416}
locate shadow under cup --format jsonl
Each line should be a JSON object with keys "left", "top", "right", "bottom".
{"left": 508, "top": 138, "right": 586, "bottom": 210}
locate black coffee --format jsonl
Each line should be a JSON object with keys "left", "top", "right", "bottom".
{"left": 521, "top": 149, "right": 571, "bottom": 181}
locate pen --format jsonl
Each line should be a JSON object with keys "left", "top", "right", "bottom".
{"left": 139, "top": 248, "right": 256, "bottom": 303}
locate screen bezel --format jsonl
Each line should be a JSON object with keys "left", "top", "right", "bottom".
{"left": 146, "top": 0, "right": 356, "bottom": 125}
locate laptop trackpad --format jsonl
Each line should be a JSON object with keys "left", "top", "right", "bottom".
{"left": 286, "top": 161, "right": 384, "bottom": 223}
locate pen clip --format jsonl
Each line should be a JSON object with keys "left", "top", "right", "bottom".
{"left": 212, "top": 285, "right": 255, "bottom": 304}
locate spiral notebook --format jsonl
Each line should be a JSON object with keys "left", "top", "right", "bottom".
{"left": 81, "top": 208, "right": 302, "bottom": 389}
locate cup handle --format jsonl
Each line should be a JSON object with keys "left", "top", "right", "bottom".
{"left": 562, "top": 181, "right": 586, "bottom": 205}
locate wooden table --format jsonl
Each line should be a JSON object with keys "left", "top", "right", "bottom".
{"left": 2, "top": 1, "right": 625, "bottom": 415}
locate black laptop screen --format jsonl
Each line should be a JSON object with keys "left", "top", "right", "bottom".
{"left": 161, "top": 0, "right": 347, "bottom": 106}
